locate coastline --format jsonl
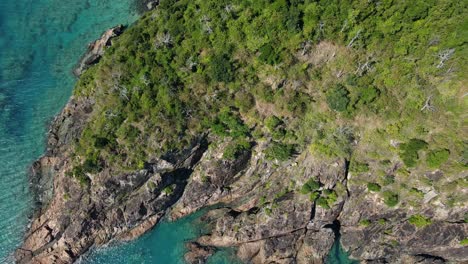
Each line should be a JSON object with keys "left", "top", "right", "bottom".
{"left": 16, "top": 1, "right": 468, "bottom": 264}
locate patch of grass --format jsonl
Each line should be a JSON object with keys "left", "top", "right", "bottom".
{"left": 461, "top": 238, "right": 468, "bottom": 246}
{"left": 350, "top": 161, "right": 370, "bottom": 173}
{"left": 359, "top": 219, "right": 371, "bottom": 227}
{"left": 408, "top": 214, "right": 432, "bottom": 228}
{"left": 426, "top": 149, "right": 450, "bottom": 168}
{"left": 162, "top": 184, "right": 175, "bottom": 195}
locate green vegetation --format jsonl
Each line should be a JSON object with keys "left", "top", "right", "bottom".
{"left": 367, "top": 182, "right": 381, "bottom": 192}
{"left": 300, "top": 178, "right": 321, "bottom": 194}
{"left": 162, "top": 184, "right": 176, "bottom": 195}
{"left": 350, "top": 160, "right": 369, "bottom": 173}
{"left": 461, "top": 238, "right": 468, "bottom": 246}
{"left": 408, "top": 214, "right": 432, "bottom": 228}
{"left": 265, "top": 142, "right": 294, "bottom": 161}
{"left": 359, "top": 219, "right": 371, "bottom": 227}
{"left": 399, "top": 139, "right": 428, "bottom": 167}
{"left": 382, "top": 191, "right": 399, "bottom": 207}
{"left": 326, "top": 84, "right": 350, "bottom": 112}
{"left": 316, "top": 197, "right": 330, "bottom": 209}
{"left": 68, "top": 0, "right": 466, "bottom": 209}
{"left": 426, "top": 149, "right": 450, "bottom": 168}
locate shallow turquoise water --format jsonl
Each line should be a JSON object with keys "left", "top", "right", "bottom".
{"left": 84, "top": 209, "right": 242, "bottom": 264}
{"left": 0, "top": 0, "right": 137, "bottom": 262}
{"left": 326, "top": 237, "right": 359, "bottom": 264}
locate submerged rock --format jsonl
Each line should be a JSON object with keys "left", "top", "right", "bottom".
{"left": 184, "top": 242, "right": 215, "bottom": 264}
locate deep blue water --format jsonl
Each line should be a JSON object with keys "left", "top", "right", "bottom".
{"left": 0, "top": 1, "right": 357, "bottom": 263}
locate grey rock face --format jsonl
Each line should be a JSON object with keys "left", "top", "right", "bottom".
{"left": 73, "top": 25, "right": 124, "bottom": 77}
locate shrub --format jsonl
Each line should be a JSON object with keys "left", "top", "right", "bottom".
{"left": 383, "top": 175, "right": 395, "bottom": 186}
{"left": 223, "top": 139, "right": 251, "bottom": 160}
{"left": 210, "top": 54, "right": 233, "bottom": 83}
{"left": 382, "top": 191, "right": 399, "bottom": 207}
{"left": 358, "top": 86, "right": 379, "bottom": 105}
{"left": 316, "top": 197, "right": 330, "bottom": 209}
{"left": 426, "top": 149, "right": 450, "bottom": 168}
{"left": 325, "top": 190, "right": 338, "bottom": 205}
{"left": 265, "top": 116, "right": 282, "bottom": 131}
{"left": 212, "top": 108, "right": 250, "bottom": 138}
{"left": 300, "top": 178, "right": 321, "bottom": 194}
{"left": 234, "top": 92, "right": 255, "bottom": 112}
{"left": 350, "top": 161, "right": 370, "bottom": 173}
{"left": 162, "top": 184, "right": 175, "bottom": 195}
{"left": 408, "top": 214, "right": 432, "bottom": 228}
{"left": 82, "top": 158, "right": 102, "bottom": 173}
{"left": 367, "top": 182, "right": 382, "bottom": 192}
{"left": 265, "top": 142, "right": 294, "bottom": 161}
{"left": 359, "top": 219, "right": 371, "bottom": 227}
{"left": 94, "top": 137, "right": 110, "bottom": 149}
{"left": 399, "top": 138, "right": 428, "bottom": 167}
{"left": 326, "top": 84, "right": 350, "bottom": 112}
{"left": 309, "top": 191, "right": 319, "bottom": 201}
{"left": 258, "top": 44, "right": 281, "bottom": 65}
{"left": 409, "top": 188, "right": 424, "bottom": 198}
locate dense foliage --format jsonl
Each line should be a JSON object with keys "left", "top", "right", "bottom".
{"left": 69, "top": 0, "right": 466, "bottom": 209}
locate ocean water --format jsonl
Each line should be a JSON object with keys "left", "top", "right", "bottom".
{"left": 0, "top": 0, "right": 138, "bottom": 262}
{"left": 0, "top": 0, "right": 357, "bottom": 263}
{"left": 84, "top": 209, "right": 242, "bottom": 264}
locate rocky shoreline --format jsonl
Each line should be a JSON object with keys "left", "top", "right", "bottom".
{"left": 16, "top": 88, "right": 468, "bottom": 263}
{"left": 15, "top": 6, "right": 468, "bottom": 264}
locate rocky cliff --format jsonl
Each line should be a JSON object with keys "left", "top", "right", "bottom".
{"left": 16, "top": 95, "right": 468, "bottom": 263}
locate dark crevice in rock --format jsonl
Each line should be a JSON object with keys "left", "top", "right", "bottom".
{"left": 138, "top": 202, "right": 148, "bottom": 217}
{"left": 414, "top": 254, "right": 446, "bottom": 263}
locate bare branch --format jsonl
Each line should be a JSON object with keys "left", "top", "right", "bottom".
{"left": 340, "top": 20, "right": 348, "bottom": 33}
{"left": 355, "top": 55, "right": 375, "bottom": 76}
{"left": 154, "top": 32, "right": 172, "bottom": 48}
{"left": 436, "top": 48, "right": 455, "bottom": 69}
{"left": 421, "top": 95, "right": 436, "bottom": 112}
{"left": 347, "top": 29, "right": 362, "bottom": 48}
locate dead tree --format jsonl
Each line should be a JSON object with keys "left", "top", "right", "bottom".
{"left": 201, "top": 15, "right": 213, "bottom": 34}
{"left": 224, "top": 4, "right": 233, "bottom": 13}
{"left": 436, "top": 48, "right": 455, "bottom": 69}
{"left": 347, "top": 29, "right": 362, "bottom": 48}
{"left": 340, "top": 20, "right": 348, "bottom": 33}
{"left": 355, "top": 55, "right": 375, "bottom": 76}
{"left": 119, "top": 86, "right": 129, "bottom": 101}
{"left": 420, "top": 95, "right": 436, "bottom": 112}
{"left": 154, "top": 32, "right": 172, "bottom": 48}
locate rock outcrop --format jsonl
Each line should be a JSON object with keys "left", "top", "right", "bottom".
{"left": 184, "top": 242, "right": 215, "bottom": 264}
{"left": 73, "top": 25, "right": 124, "bottom": 76}
{"left": 15, "top": 94, "right": 209, "bottom": 263}
{"left": 17, "top": 113, "right": 468, "bottom": 263}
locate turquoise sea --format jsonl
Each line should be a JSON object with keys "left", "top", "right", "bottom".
{"left": 0, "top": 0, "right": 138, "bottom": 262}
{"left": 0, "top": 0, "right": 356, "bottom": 263}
